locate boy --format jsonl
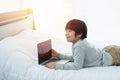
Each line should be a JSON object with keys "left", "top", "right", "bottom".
{"left": 45, "top": 19, "right": 120, "bottom": 70}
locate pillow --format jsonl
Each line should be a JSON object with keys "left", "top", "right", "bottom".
{"left": 0, "top": 37, "right": 38, "bottom": 61}
{"left": 14, "top": 29, "right": 73, "bottom": 54}
{"left": 14, "top": 29, "right": 51, "bottom": 43}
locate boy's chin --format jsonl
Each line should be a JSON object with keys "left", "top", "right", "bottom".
{"left": 66, "top": 40, "right": 71, "bottom": 42}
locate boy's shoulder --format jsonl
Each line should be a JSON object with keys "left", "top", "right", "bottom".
{"left": 75, "top": 39, "right": 94, "bottom": 49}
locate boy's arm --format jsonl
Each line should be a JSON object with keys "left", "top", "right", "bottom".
{"left": 59, "top": 53, "right": 74, "bottom": 61}
{"left": 56, "top": 47, "right": 85, "bottom": 70}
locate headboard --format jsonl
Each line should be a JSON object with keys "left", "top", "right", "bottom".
{"left": 0, "top": 9, "right": 35, "bottom": 40}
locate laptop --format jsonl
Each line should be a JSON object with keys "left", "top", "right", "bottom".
{"left": 37, "top": 39, "right": 69, "bottom": 65}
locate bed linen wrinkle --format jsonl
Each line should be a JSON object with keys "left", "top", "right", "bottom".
{"left": 2, "top": 51, "right": 38, "bottom": 80}
{"left": 25, "top": 65, "right": 65, "bottom": 80}
{"left": 0, "top": 37, "right": 38, "bottom": 80}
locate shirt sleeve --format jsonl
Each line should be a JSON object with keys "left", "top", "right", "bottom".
{"left": 59, "top": 53, "right": 73, "bottom": 61}
{"left": 56, "top": 47, "right": 85, "bottom": 70}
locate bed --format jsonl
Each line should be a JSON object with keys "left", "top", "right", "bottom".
{"left": 0, "top": 9, "right": 120, "bottom": 80}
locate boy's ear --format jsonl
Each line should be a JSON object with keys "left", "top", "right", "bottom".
{"left": 78, "top": 34, "right": 82, "bottom": 38}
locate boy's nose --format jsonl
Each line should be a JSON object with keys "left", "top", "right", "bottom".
{"left": 65, "top": 33, "right": 68, "bottom": 36}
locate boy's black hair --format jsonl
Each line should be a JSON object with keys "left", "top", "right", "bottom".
{"left": 65, "top": 19, "right": 87, "bottom": 40}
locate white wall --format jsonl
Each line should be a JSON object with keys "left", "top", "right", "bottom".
{"left": 20, "top": 0, "right": 120, "bottom": 43}
{"left": 71, "top": 0, "right": 120, "bottom": 48}
{"left": 0, "top": 0, "right": 21, "bottom": 13}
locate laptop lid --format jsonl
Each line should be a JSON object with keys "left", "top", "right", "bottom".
{"left": 37, "top": 39, "right": 52, "bottom": 64}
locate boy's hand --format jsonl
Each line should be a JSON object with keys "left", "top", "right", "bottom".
{"left": 45, "top": 62, "right": 56, "bottom": 69}
{"left": 52, "top": 49, "right": 59, "bottom": 58}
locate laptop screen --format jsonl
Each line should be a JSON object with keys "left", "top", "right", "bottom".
{"left": 37, "top": 39, "right": 52, "bottom": 64}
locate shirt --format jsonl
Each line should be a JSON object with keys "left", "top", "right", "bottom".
{"left": 55, "top": 39, "right": 112, "bottom": 70}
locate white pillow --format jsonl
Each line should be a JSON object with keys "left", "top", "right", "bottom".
{"left": 0, "top": 37, "right": 38, "bottom": 61}
{"left": 14, "top": 29, "right": 72, "bottom": 54}
{"left": 14, "top": 29, "right": 51, "bottom": 43}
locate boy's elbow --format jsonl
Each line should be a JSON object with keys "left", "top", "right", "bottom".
{"left": 74, "top": 64, "right": 83, "bottom": 70}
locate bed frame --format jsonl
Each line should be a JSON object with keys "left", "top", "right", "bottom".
{"left": 0, "top": 9, "right": 35, "bottom": 40}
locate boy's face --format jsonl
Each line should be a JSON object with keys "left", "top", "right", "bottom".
{"left": 65, "top": 29, "right": 81, "bottom": 43}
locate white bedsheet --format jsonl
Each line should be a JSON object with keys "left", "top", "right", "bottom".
{"left": 0, "top": 31, "right": 120, "bottom": 80}
{"left": 26, "top": 65, "right": 120, "bottom": 80}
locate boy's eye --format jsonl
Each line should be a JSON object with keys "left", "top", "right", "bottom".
{"left": 67, "top": 29, "right": 71, "bottom": 32}
{"left": 68, "top": 30, "right": 73, "bottom": 32}
{"left": 66, "top": 29, "right": 73, "bottom": 32}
